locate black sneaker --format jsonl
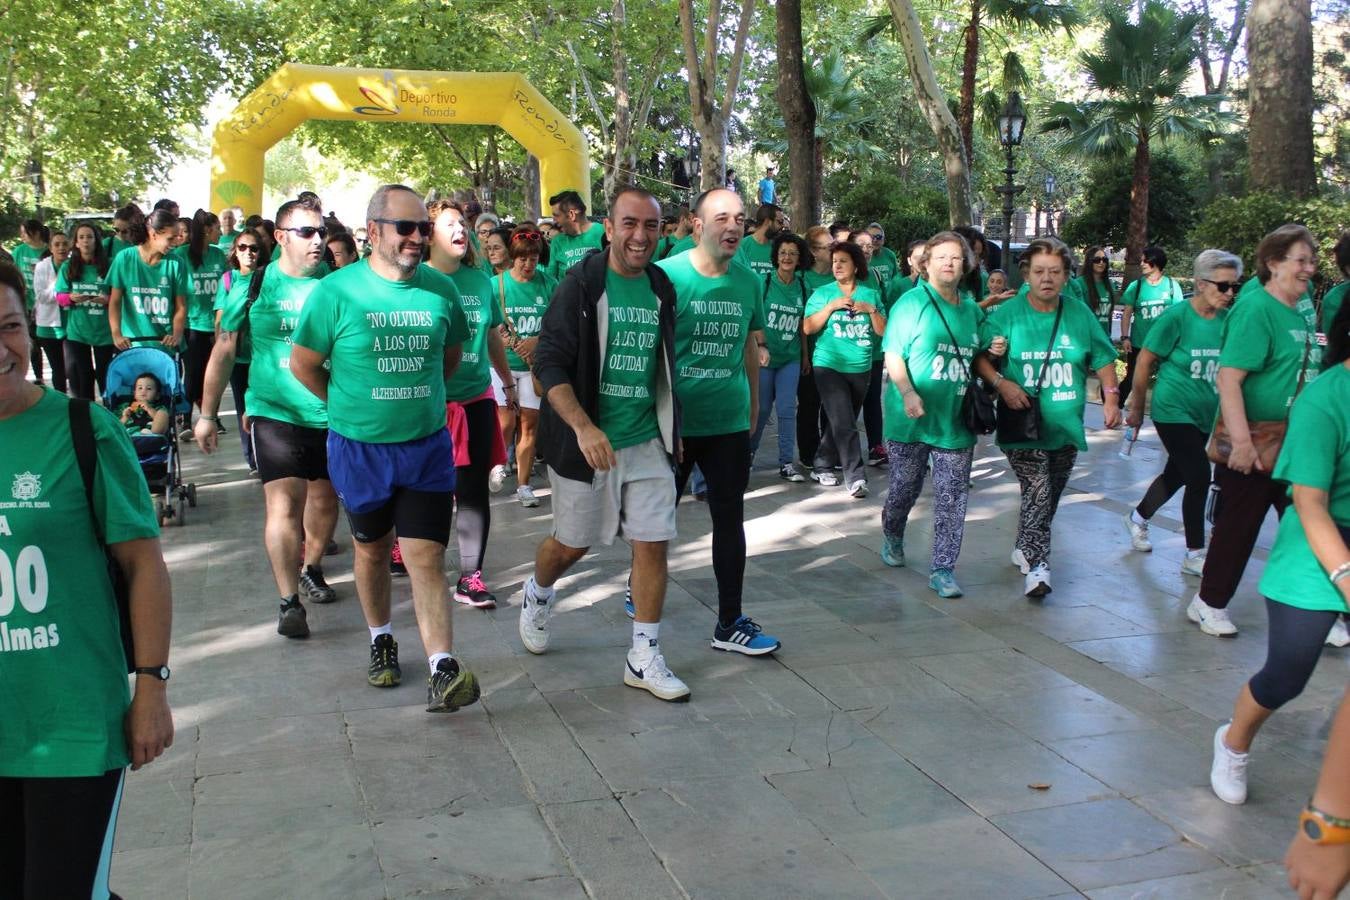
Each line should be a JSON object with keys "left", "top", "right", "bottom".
{"left": 389, "top": 543, "right": 408, "bottom": 577}
{"left": 426, "top": 656, "right": 481, "bottom": 713}
{"left": 867, "top": 445, "right": 888, "bottom": 466}
{"left": 324, "top": 539, "right": 340, "bottom": 556}
{"left": 277, "top": 596, "right": 309, "bottom": 638}
{"left": 368, "top": 634, "right": 401, "bottom": 687}
{"left": 299, "top": 565, "right": 337, "bottom": 604}
{"left": 454, "top": 571, "right": 497, "bottom": 608}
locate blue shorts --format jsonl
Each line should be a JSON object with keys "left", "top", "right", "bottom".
{"left": 328, "top": 429, "right": 456, "bottom": 543}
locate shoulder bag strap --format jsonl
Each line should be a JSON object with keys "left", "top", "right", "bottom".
{"left": 921, "top": 284, "right": 974, "bottom": 384}
{"left": 68, "top": 398, "right": 105, "bottom": 544}
{"left": 1024, "top": 301, "right": 1064, "bottom": 397}
{"left": 497, "top": 274, "right": 520, "bottom": 344}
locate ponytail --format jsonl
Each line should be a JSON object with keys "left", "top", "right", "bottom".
{"left": 134, "top": 209, "right": 177, "bottom": 246}
{"left": 188, "top": 208, "right": 218, "bottom": 268}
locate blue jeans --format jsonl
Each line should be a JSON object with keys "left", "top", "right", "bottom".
{"left": 750, "top": 362, "right": 801, "bottom": 466}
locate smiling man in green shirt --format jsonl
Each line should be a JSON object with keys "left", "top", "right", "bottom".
{"left": 546, "top": 190, "right": 606, "bottom": 282}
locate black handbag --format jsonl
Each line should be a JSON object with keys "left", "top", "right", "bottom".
{"left": 923, "top": 285, "right": 996, "bottom": 435}
{"left": 995, "top": 301, "right": 1063, "bottom": 444}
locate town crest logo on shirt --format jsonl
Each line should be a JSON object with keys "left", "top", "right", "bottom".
{"left": 11, "top": 471, "right": 41, "bottom": 501}
{"left": 1060, "top": 334, "right": 1073, "bottom": 347}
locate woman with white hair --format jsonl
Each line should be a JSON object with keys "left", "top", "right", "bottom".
{"left": 1124, "top": 249, "right": 1239, "bottom": 576}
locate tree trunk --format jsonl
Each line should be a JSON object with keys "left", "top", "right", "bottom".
{"left": 774, "top": 0, "right": 818, "bottom": 228}
{"left": 1124, "top": 136, "right": 1151, "bottom": 285}
{"left": 608, "top": 0, "right": 631, "bottom": 202}
{"left": 524, "top": 154, "right": 541, "bottom": 220}
{"left": 957, "top": 0, "right": 980, "bottom": 165}
{"left": 885, "top": 0, "right": 973, "bottom": 225}
{"left": 678, "top": 0, "right": 756, "bottom": 191}
{"left": 814, "top": 137, "right": 825, "bottom": 218}
{"left": 1247, "top": 0, "right": 1316, "bottom": 197}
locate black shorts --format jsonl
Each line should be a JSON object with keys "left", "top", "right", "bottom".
{"left": 250, "top": 417, "right": 330, "bottom": 484}
{"left": 346, "top": 489, "right": 453, "bottom": 545}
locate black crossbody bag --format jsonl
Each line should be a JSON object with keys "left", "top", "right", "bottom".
{"left": 921, "top": 285, "right": 996, "bottom": 435}
{"left": 995, "top": 301, "right": 1063, "bottom": 444}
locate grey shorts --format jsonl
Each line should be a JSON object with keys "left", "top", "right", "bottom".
{"left": 548, "top": 437, "right": 678, "bottom": 548}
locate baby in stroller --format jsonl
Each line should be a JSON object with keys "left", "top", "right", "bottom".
{"left": 117, "top": 373, "right": 171, "bottom": 438}
{"left": 104, "top": 345, "right": 197, "bottom": 525}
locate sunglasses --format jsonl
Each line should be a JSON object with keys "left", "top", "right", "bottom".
{"left": 282, "top": 226, "right": 328, "bottom": 240}
{"left": 375, "top": 218, "right": 432, "bottom": 237}
{"left": 1091, "top": 256, "right": 1108, "bottom": 264}
{"left": 236, "top": 244, "right": 261, "bottom": 254}
{"left": 513, "top": 231, "right": 543, "bottom": 242}
{"left": 1201, "top": 278, "right": 1238, "bottom": 294}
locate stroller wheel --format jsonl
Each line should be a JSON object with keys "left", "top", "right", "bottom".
{"left": 176, "top": 494, "right": 188, "bottom": 526}
{"left": 187, "top": 483, "right": 198, "bottom": 508}
{"left": 155, "top": 497, "right": 169, "bottom": 527}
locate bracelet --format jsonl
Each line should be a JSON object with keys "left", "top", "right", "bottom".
{"left": 1103, "top": 386, "right": 1120, "bottom": 395}
{"left": 992, "top": 374, "right": 1005, "bottom": 387}
{"left": 503, "top": 384, "right": 517, "bottom": 392}
{"left": 1309, "top": 801, "right": 1350, "bottom": 829}
{"left": 1329, "top": 561, "right": 1350, "bottom": 585}
{"left": 199, "top": 414, "right": 219, "bottom": 423}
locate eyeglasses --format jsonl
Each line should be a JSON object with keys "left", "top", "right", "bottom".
{"left": 113, "top": 227, "right": 130, "bottom": 237}
{"left": 513, "top": 231, "right": 542, "bottom": 242}
{"left": 282, "top": 226, "right": 328, "bottom": 240}
{"left": 236, "top": 244, "right": 261, "bottom": 254}
{"left": 1200, "top": 278, "right": 1238, "bottom": 294}
{"left": 375, "top": 218, "right": 432, "bottom": 237}
{"left": 1090, "top": 256, "right": 1108, "bottom": 264}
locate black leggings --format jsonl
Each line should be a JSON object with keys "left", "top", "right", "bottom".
{"left": 1136, "top": 421, "right": 1212, "bottom": 549}
{"left": 814, "top": 367, "right": 870, "bottom": 485}
{"left": 1119, "top": 347, "right": 1141, "bottom": 408}
{"left": 796, "top": 365, "right": 822, "bottom": 469}
{"left": 863, "top": 360, "right": 884, "bottom": 451}
{"left": 1248, "top": 598, "right": 1341, "bottom": 710}
{"left": 676, "top": 431, "right": 750, "bottom": 626}
{"left": 229, "top": 361, "right": 256, "bottom": 469}
{"left": 0, "top": 768, "right": 124, "bottom": 899}
{"left": 184, "top": 329, "right": 214, "bottom": 409}
{"left": 454, "top": 397, "right": 497, "bottom": 575}
{"left": 36, "top": 337, "right": 66, "bottom": 393}
{"left": 64, "top": 341, "right": 116, "bottom": 401}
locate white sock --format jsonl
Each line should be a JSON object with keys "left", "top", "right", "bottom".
{"left": 529, "top": 576, "right": 555, "bottom": 603}
{"left": 632, "top": 621, "right": 659, "bottom": 654}
{"left": 1131, "top": 510, "right": 1148, "bottom": 526}
{"left": 1187, "top": 549, "right": 1205, "bottom": 559}
{"left": 368, "top": 623, "right": 393, "bottom": 642}
{"left": 428, "top": 651, "right": 453, "bottom": 673}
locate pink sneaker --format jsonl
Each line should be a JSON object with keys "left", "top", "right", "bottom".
{"left": 454, "top": 570, "right": 497, "bottom": 608}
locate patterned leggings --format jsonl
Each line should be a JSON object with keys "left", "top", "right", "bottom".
{"left": 1005, "top": 447, "right": 1078, "bottom": 568}
{"left": 882, "top": 441, "right": 974, "bottom": 572}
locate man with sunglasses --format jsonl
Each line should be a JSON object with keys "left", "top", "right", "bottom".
{"left": 546, "top": 190, "right": 605, "bottom": 283}
{"left": 291, "top": 184, "right": 481, "bottom": 714}
{"left": 195, "top": 195, "right": 342, "bottom": 639}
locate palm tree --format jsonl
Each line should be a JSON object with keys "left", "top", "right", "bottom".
{"left": 1041, "top": 0, "right": 1234, "bottom": 277}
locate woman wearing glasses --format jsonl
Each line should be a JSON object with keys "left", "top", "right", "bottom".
{"left": 1189, "top": 225, "right": 1327, "bottom": 639}
{"left": 426, "top": 200, "right": 516, "bottom": 608}
{"left": 482, "top": 226, "right": 512, "bottom": 278}
{"left": 212, "top": 231, "right": 265, "bottom": 472}
{"left": 490, "top": 226, "right": 555, "bottom": 505}
{"left": 1070, "top": 246, "right": 1116, "bottom": 338}
{"left": 1124, "top": 250, "right": 1239, "bottom": 577}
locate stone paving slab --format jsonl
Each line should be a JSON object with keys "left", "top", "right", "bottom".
{"left": 107, "top": 408, "right": 1348, "bottom": 898}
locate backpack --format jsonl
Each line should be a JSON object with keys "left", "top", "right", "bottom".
{"left": 68, "top": 398, "right": 135, "bottom": 673}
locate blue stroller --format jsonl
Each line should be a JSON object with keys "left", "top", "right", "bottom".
{"left": 103, "top": 344, "right": 198, "bottom": 526}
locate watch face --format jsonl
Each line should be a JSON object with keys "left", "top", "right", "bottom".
{"left": 1304, "top": 819, "right": 1323, "bottom": 841}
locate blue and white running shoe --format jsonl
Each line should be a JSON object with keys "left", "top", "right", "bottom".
{"left": 711, "top": 616, "right": 781, "bottom": 656}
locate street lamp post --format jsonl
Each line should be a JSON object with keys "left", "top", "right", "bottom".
{"left": 1043, "top": 173, "right": 1057, "bottom": 235}
{"left": 996, "top": 92, "right": 1027, "bottom": 268}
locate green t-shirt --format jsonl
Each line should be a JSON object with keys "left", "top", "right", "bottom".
{"left": 103, "top": 236, "right": 132, "bottom": 266}
{"left": 0, "top": 390, "right": 159, "bottom": 777}
{"left": 218, "top": 265, "right": 329, "bottom": 429}
{"left": 885, "top": 274, "right": 914, "bottom": 308}
{"left": 106, "top": 247, "right": 189, "bottom": 341}
{"left": 1142, "top": 301, "right": 1226, "bottom": 430}
{"left": 54, "top": 259, "right": 113, "bottom": 347}
{"left": 216, "top": 229, "right": 242, "bottom": 252}
{"left": 666, "top": 234, "right": 696, "bottom": 259}
{"left": 291, "top": 260, "right": 471, "bottom": 443}
{"left": 1123, "top": 275, "right": 1183, "bottom": 348}
{"left": 173, "top": 245, "right": 228, "bottom": 332}
{"left": 762, "top": 272, "right": 806, "bottom": 368}
{"left": 804, "top": 269, "right": 834, "bottom": 293}
{"left": 659, "top": 253, "right": 765, "bottom": 437}
{"left": 1218, "top": 284, "right": 1321, "bottom": 422}
{"left": 492, "top": 271, "right": 555, "bottom": 371}
{"left": 598, "top": 270, "right": 662, "bottom": 450}
{"left": 734, "top": 235, "right": 774, "bottom": 280}
{"left": 1259, "top": 363, "right": 1350, "bottom": 613}
{"left": 806, "top": 282, "right": 885, "bottom": 374}
{"left": 1070, "top": 275, "right": 1115, "bottom": 334}
{"left": 547, "top": 222, "right": 605, "bottom": 282}
{"left": 442, "top": 265, "right": 502, "bottom": 403}
{"left": 1321, "top": 281, "right": 1347, "bottom": 344}
{"left": 10, "top": 243, "right": 43, "bottom": 308}
{"left": 883, "top": 286, "right": 988, "bottom": 449}
{"left": 870, "top": 247, "right": 898, "bottom": 285}
{"left": 987, "top": 293, "right": 1119, "bottom": 451}
{"left": 213, "top": 270, "right": 251, "bottom": 363}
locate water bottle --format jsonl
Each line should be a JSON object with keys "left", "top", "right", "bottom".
{"left": 1119, "top": 424, "right": 1137, "bottom": 459}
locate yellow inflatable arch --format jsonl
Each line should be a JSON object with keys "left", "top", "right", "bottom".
{"left": 210, "top": 63, "right": 591, "bottom": 217}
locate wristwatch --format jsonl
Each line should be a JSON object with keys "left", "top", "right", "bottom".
{"left": 134, "top": 665, "right": 171, "bottom": 681}
{"left": 1300, "top": 804, "right": 1350, "bottom": 845}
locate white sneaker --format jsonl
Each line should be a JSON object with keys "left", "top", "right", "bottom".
{"left": 517, "top": 484, "right": 540, "bottom": 508}
{"left": 1024, "top": 564, "right": 1052, "bottom": 598}
{"left": 488, "top": 464, "right": 509, "bottom": 494}
{"left": 1125, "top": 513, "right": 1152, "bottom": 552}
{"left": 810, "top": 470, "right": 841, "bottom": 487}
{"left": 1187, "top": 597, "right": 1238, "bottom": 637}
{"left": 1326, "top": 618, "right": 1350, "bottom": 648}
{"left": 1210, "top": 723, "right": 1249, "bottom": 805}
{"left": 623, "top": 649, "right": 690, "bottom": 702}
{"left": 849, "top": 479, "right": 868, "bottom": 498}
{"left": 1181, "top": 553, "right": 1206, "bottom": 577}
{"left": 1011, "top": 547, "right": 1031, "bottom": 575}
{"left": 518, "top": 578, "right": 553, "bottom": 654}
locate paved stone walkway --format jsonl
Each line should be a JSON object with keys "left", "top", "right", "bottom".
{"left": 112, "top": 406, "right": 1346, "bottom": 899}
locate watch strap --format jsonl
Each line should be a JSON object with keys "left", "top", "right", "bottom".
{"left": 1301, "top": 805, "right": 1350, "bottom": 845}
{"left": 134, "top": 665, "right": 170, "bottom": 680}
